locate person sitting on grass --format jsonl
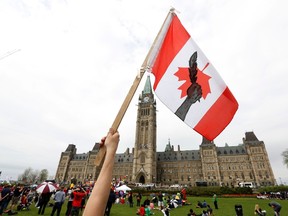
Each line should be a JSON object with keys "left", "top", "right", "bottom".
{"left": 143, "top": 197, "right": 150, "bottom": 207}
{"left": 202, "top": 200, "right": 207, "bottom": 208}
{"left": 160, "top": 205, "right": 170, "bottom": 216}
{"left": 145, "top": 205, "right": 152, "bottom": 216}
{"left": 207, "top": 205, "right": 213, "bottom": 216}
{"left": 255, "top": 204, "right": 266, "bottom": 216}
{"left": 136, "top": 204, "right": 145, "bottom": 216}
{"left": 196, "top": 201, "right": 203, "bottom": 208}
{"left": 187, "top": 208, "right": 196, "bottom": 216}
{"left": 149, "top": 201, "right": 154, "bottom": 210}
{"left": 201, "top": 210, "right": 208, "bottom": 216}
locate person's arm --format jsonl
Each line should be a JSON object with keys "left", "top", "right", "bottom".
{"left": 83, "top": 128, "right": 119, "bottom": 216}
{"left": 80, "top": 187, "right": 87, "bottom": 195}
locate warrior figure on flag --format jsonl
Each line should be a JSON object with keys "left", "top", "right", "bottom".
{"left": 175, "top": 51, "right": 202, "bottom": 120}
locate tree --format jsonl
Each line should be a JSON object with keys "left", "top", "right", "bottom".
{"left": 18, "top": 167, "right": 37, "bottom": 183}
{"left": 282, "top": 149, "right": 288, "bottom": 168}
{"left": 18, "top": 168, "right": 49, "bottom": 184}
{"left": 39, "top": 169, "right": 49, "bottom": 182}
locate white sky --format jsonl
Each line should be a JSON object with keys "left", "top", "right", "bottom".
{"left": 0, "top": 0, "right": 287, "bottom": 185}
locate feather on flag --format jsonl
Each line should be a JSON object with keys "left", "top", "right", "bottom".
{"left": 146, "top": 9, "right": 238, "bottom": 141}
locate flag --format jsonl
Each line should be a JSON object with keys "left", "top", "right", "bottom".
{"left": 146, "top": 10, "right": 238, "bottom": 141}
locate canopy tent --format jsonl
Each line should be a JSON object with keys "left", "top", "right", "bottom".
{"left": 115, "top": 185, "right": 131, "bottom": 193}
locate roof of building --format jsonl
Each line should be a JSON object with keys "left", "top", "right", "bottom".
{"left": 143, "top": 75, "right": 152, "bottom": 95}
{"left": 65, "top": 144, "right": 76, "bottom": 152}
{"left": 245, "top": 131, "right": 259, "bottom": 141}
{"left": 157, "top": 150, "right": 200, "bottom": 161}
{"left": 216, "top": 145, "right": 246, "bottom": 155}
{"left": 115, "top": 152, "right": 134, "bottom": 163}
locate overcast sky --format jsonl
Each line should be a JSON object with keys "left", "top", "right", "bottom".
{"left": 0, "top": 0, "right": 287, "bottom": 184}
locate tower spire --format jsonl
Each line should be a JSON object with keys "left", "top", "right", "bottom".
{"left": 143, "top": 75, "right": 153, "bottom": 94}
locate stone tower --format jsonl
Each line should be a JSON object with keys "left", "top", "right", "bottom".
{"left": 244, "top": 131, "right": 276, "bottom": 186}
{"left": 55, "top": 144, "right": 77, "bottom": 182}
{"left": 132, "top": 76, "right": 157, "bottom": 184}
{"left": 199, "top": 137, "right": 221, "bottom": 185}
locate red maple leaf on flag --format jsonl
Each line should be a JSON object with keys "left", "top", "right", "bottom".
{"left": 174, "top": 63, "right": 211, "bottom": 99}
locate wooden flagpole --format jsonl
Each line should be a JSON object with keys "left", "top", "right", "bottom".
{"left": 94, "top": 8, "right": 175, "bottom": 166}
{"left": 94, "top": 68, "right": 145, "bottom": 166}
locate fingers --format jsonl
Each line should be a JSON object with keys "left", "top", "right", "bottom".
{"left": 101, "top": 137, "right": 106, "bottom": 143}
{"left": 107, "top": 128, "right": 120, "bottom": 139}
{"left": 100, "top": 128, "right": 119, "bottom": 144}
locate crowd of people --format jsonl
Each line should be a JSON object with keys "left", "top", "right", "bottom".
{"left": 257, "top": 191, "right": 288, "bottom": 200}
{"left": 1, "top": 181, "right": 284, "bottom": 216}
{"left": 0, "top": 182, "right": 92, "bottom": 216}
{"left": 133, "top": 189, "right": 191, "bottom": 216}
{"left": 0, "top": 183, "right": 34, "bottom": 215}
{"left": 0, "top": 128, "right": 120, "bottom": 216}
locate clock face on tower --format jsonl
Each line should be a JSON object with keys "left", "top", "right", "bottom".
{"left": 143, "top": 96, "right": 150, "bottom": 103}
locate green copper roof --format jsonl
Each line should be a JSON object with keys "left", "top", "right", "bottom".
{"left": 143, "top": 75, "right": 152, "bottom": 94}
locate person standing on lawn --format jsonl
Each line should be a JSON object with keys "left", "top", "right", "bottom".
{"left": 128, "top": 191, "right": 133, "bottom": 207}
{"left": 71, "top": 186, "right": 87, "bottom": 216}
{"left": 212, "top": 194, "right": 218, "bottom": 209}
{"left": 50, "top": 186, "right": 66, "bottom": 216}
{"left": 158, "top": 192, "right": 164, "bottom": 208}
{"left": 0, "top": 184, "right": 12, "bottom": 216}
{"left": 9, "top": 184, "right": 24, "bottom": 211}
{"left": 38, "top": 192, "right": 52, "bottom": 215}
{"left": 181, "top": 187, "right": 187, "bottom": 200}
{"left": 136, "top": 192, "right": 142, "bottom": 207}
{"left": 65, "top": 190, "right": 74, "bottom": 216}
{"left": 105, "top": 188, "right": 116, "bottom": 216}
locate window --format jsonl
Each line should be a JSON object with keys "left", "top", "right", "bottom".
{"left": 140, "top": 154, "right": 145, "bottom": 163}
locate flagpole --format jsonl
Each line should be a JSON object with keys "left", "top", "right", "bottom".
{"left": 95, "top": 8, "right": 176, "bottom": 166}
{"left": 94, "top": 68, "right": 145, "bottom": 166}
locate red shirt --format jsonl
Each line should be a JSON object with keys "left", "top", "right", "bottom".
{"left": 139, "top": 206, "right": 145, "bottom": 216}
{"left": 72, "top": 191, "right": 86, "bottom": 207}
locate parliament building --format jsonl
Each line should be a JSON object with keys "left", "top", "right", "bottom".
{"left": 55, "top": 76, "right": 276, "bottom": 187}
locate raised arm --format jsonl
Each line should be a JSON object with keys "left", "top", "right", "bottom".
{"left": 83, "top": 128, "right": 120, "bottom": 216}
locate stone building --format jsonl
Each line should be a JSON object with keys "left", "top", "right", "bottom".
{"left": 55, "top": 76, "right": 276, "bottom": 187}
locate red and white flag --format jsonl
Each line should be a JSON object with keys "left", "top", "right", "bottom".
{"left": 146, "top": 10, "right": 238, "bottom": 141}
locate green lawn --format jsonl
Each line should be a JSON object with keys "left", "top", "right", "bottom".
{"left": 7, "top": 196, "right": 287, "bottom": 215}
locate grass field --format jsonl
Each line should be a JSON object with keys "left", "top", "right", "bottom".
{"left": 8, "top": 196, "right": 287, "bottom": 215}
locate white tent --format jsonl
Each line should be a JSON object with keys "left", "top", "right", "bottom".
{"left": 115, "top": 185, "right": 132, "bottom": 193}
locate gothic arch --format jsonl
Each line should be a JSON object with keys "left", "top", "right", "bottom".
{"left": 137, "top": 173, "right": 146, "bottom": 184}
